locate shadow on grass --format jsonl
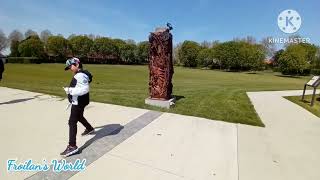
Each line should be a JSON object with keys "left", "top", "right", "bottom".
{"left": 173, "top": 95, "right": 185, "bottom": 101}
{"left": 275, "top": 75, "right": 302, "bottom": 79}
{"left": 299, "top": 96, "right": 320, "bottom": 104}
{"left": 301, "top": 99, "right": 310, "bottom": 103}
{"left": 78, "top": 124, "right": 124, "bottom": 152}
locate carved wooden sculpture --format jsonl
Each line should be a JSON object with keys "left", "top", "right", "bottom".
{"left": 148, "top": 27, "right": 174, "bottom": 100}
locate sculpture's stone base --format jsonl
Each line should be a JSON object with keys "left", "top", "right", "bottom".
{"left": 145, "top": 97, "right": 176, "bottom": 109}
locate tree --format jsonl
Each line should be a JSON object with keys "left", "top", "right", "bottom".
{"left": 120, "top": 43, "right": 137, "bottom": 64}
{"left": 173, "top": 43, "right": 182, "bottom": 65}
{"left": 211, "top": 40, "right": 220, "bottom": 47}
{"left": 10, "top": 41, "right": 20, "bottom": 57}
{"left": 278, "top": 44, "right": 310, "bottom": 75}
{"left": 240, "top": 44, "right": 265, "bottom": 71}
{"left": 0, "top": 29, "right": 8, "bottom": 53}
{"left": 272, "top": 49, "right": 284, "bottom": 67}
{"left": 46, "top": 36, "right": 69, "bottom": 58}
{"left": 113, "top": 38, "right": 127, "bottom": 59}
{"left": 68, "top": 34, "right": 76, "bottom": 40}
{"left": 8, "top": 30, "right": 24, "bottom": 57}
{"left": 69, "top": 35, "right": 93, "bottom": 58}
{"left": 243, "top": 36, "right": 256, "bottom": 44}
{"left": 200, "top": 40, "right": 212, "bottom": 48}
{"left": 86, "top": 34, "right": 96, "bottom": 40}
{"left": 9, "top": 30, "right": 24, "bottom": 42}
{"left": 213, "top": 41, "right": 242, "bottom": 70}
{"left": 213, "top": 41, "right": 265, "bottom": 71}
{"left": 315, "top": 48, "right": 320, "bottom": 69}
{"left": 93, "top": 37, "right": 118, "bottom": 58}
{"left": 298, "top": 43, "right": 318, "bottom": 64}
{"left": 234, "top": 36, "right": 256, "bottom": 44}
{"left": 196, "top": 48, "right": 215, "bottom": 68}
{"left": 40, "top": 30, "right": 52, "bottom": 43}
{"left": 126, "top": 39, "right": 136, "bottom": 45}
{"left": 178, "top": 40, "right": 201, "bottom": 67}
{"left": 261, "top": 37, "right": 276, "bottom": 58}
{"left": 25, "top": 29, "right": 38, "bottom": 38}
{"left": 18, "top": 36, "right": 45, "bottom": 58}
{"left": 284, "top": 34, "right": 302, "bottom": 48}
{"left": 135, "top": 41, "right": 149, "bottom": 64}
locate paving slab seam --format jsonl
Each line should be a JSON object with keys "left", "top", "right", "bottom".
{"left": 107, "top": 153, "right": 189, "bottom": 180}
{"left": 25, "top": 110, "right": 163, "bottom": 180}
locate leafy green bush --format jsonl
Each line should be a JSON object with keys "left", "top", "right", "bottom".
{"left": 311, "top": 69, "right": 320, "bottom": 75}
{"left": 278, "top": 44, "right": 310, "bottom": 75}
{"left": 18, "top": 36, "right": 45, "bottom": 58}
{"left": 213, "top": 41, "right": 265, "bottom": 71}
{"left": 178, "top": 41, "right": 201, "bottom": 67}
{"left": 196, "top": 48, "right": 215, "bottom": 68}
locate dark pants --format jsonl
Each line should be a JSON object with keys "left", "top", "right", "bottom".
{"left": 0, "top": 70, "right": 3, "bottom": 81}
{"left": 69, "top": 105, "right": 94, "bottom": 146}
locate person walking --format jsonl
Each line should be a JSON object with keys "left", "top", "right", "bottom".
{"left": 60, "top": 57, "right": 95, "bottom": 157}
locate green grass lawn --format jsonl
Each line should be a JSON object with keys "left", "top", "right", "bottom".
{"left": 285, "top": 95, "right": 320, "bottom": 118}
{"left": 0, "top": 64, "right": 311, "bottom": 126}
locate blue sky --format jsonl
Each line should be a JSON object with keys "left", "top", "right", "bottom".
{"left": 0, "top": 0, "right": 319, "bottom": 46}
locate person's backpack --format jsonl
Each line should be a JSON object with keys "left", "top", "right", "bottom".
{"left": 82, "top": 70, "right": 93, "bottom": 83}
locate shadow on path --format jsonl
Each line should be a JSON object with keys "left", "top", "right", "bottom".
{"left": 78, "top": 123, "right": 124, "bottom": 152}
{"left": 0, "top": 97, "right": 35, "bottom": 105}
{"left": 0, "top": 94, "right": 44, "bottom": 105}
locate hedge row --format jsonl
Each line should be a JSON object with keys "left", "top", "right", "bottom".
{"left": 7, "top": 57, "right": 42, "bottom": 64}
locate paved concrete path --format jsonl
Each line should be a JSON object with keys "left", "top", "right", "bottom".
{"left": 0, "top": 87, "right": 238, "bottom": 180}
{"left": 1, "top": 87, "right": 319, "bottom": 180}
{"left": 239, "top": 90, "right": 320, "bottom": 180}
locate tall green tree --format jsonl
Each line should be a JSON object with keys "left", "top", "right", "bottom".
{"left": 69, "top": 35, "right": 93, "bottom": 58}
{"left": 213, "top": 41, "right": 265, "bottom": 71}
{"left": 240, "top": 43, "right": 265, "bottom": 71}
{"left": 298, "top": 43, "right": 318, "bottom": 64}
{"left": 120, "top": 43, "right": 137, "bottom": 64}
{"left": 24, "top": 29, "right": 38, "bottom": 39}
{"left": 213, "top": 41, "right": 242, "bottom": 70}
{"left": 10, "top": 41, "right": 20, "bottom": 57}
{"left": 93, "top": 37, "right": 118, "bottom": 58}
{"left": 135, "top": 41, "right": 149, "bottom": 64}
{"left": 278, "top": 44, "right": 310, "bottom": 75}
{"left": 173, "top": 43, "right": 182, "bottom": 65}
{"left": 196, "top": 48, "right": 215, "bottom": 68}
{"left": 178, "top": 40, "right": 201, "bottom": 67}
{"left": 18, "top": 36, "right": 45, "bottom": 58}
{"left": 272, "top": 49, "right": 284, "bottom": 67}
{"left": 113, "top": 38, "right": 127, "bottom": 59}
{"left": 40, "top": 29, "right": 52, "bottom": 43}
{"left": 46, "top": 36, "right": 69, "bottom": 58}
{"left": 8, "top": 30, "right": 24, "bottom": 57}
{"left": 0, "top": 29, "right": 8, "bottom": 53}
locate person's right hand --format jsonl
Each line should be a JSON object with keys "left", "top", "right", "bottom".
{"left": 63, "top": 87, "right": 70, "bottom": 94}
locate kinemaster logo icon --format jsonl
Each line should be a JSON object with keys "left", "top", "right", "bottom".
{"left": 277, "top": 9, "right": 302, "bottom": 34}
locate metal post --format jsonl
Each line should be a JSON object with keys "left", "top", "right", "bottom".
{"left": 302, "top": 84, "right": 307, "bottom": 101}
{"left": 311, "top": 87, "right": 317, "bottom": 106}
